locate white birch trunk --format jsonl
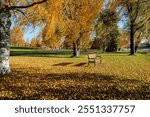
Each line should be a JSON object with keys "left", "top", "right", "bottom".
{"left": 0, "top": 4, "right": 11, "bottom": 75}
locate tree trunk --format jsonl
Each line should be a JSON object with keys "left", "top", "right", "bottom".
{"left": 73, "top": 39, "right": 80, "bottom": 57}
{"left": 0, "top": 9, "right": 11, "bottom": 75}
{"left": 130, "top": 23, "right": 135, "bottom": 55}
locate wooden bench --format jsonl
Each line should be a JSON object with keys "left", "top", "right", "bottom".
{"left": 88, "top": 53, "right": 102, "bottom": 66}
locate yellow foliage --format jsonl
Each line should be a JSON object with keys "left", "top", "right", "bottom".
{"left": 10, "top": 26, "right": 24, "bottom": 46}
{"left": 40, "top": 0, "right": 104, "bottom": 48}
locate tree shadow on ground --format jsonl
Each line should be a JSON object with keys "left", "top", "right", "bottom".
{"left": 53, "top": 62, "right": 73, "bottom": 66}
{"left": 101, "top": 54, "right": 129, "bottom": 56}
{"left": 74, "top": 63, "right": 87, "bottom": 67}
{"left": 0, "top": 69, "right": 150, "bottom": 100}
{"left": 53, "top": 62, "right": 91, "bottom": 67}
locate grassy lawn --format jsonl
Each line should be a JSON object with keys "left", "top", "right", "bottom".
{"left": 0, "top": 48, "right": 150, "bottom": 99}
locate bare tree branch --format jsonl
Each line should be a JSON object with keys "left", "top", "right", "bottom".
{"left": 134, "top": 17, "right": 150, "bottom": 33}
{"left": 7, "top": 0, "right": 47, "bottom": 11}
{"left": 134, "top": 24, "right": 144, "bottom": 33}
{"left": 14, "top": 9, "right": 26, "bottom": 16}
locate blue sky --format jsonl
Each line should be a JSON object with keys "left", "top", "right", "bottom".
{"left": 23, "top": 27, "right": 41, "bottom": 42}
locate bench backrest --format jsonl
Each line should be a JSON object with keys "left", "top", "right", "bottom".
{"left": 88, "top": 53, "right": 96, "bottom": 59}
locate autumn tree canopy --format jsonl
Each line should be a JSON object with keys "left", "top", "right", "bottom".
{"left": 38, "top": 0, "right": 104, "bottom": 56}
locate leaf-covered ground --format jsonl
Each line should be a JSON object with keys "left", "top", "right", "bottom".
{"left": 0, "top": 52, "right": 150, "bottom": 100}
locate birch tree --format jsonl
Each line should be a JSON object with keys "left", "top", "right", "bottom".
{"left": 0, "top": 0, "right": 47, "bottom": 75}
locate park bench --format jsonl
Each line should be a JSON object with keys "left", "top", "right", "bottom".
{"left": 88, "top": 53, "right": 102, "bottom": 66}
